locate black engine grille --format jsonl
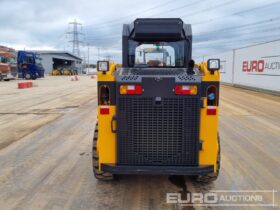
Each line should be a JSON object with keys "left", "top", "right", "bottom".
{"left": 117, "top": 97, "right": 200, "bottom": 166}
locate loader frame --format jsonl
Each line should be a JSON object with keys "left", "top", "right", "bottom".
{"left": 93, "top": 18, "right": 220, "bottom": 182}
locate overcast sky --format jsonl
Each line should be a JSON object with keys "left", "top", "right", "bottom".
{"left": 0, "top": 0, "right": 279, "bottom": 63}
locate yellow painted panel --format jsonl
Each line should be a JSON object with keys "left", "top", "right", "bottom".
{"left": 199, "top": 62, "right": 220, "bottom": 82}
{"left": 97, "top": 106, "right": 116, "bottom": 169}
{"left": 199, "top": 98, "right": 219, "bottom": 172}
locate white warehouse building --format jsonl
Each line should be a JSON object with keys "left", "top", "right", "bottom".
{"left": 36, "top": 51, "right": 83, "bottom": 74}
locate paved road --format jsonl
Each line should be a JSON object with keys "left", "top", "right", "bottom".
{"left": 0, "top": 76, "right": 96, "bottom": 149}
{"left": 0, "top": 85, "right": 279, "bottom": 210}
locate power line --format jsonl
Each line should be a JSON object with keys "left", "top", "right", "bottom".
{"left": 84, "top": 16, "right": 280, "bottom": 43}
{"left": 81, "top": 0, "right": 280, "bottom": 48}
{"left": 193, "top": 22, "right": 280, "bottom": 50}
{"left": 147, "top": 0, "right": 208, "bottom": 17}
{"left": 84, "top": 0, "right": 218, "bottom": 31}
{"left": 83, "top": 0, "right": 207, "bottom": 37}
{"left": 84, "top": 0, "right": 236, "bottom": 31}
{"left": 80, "top": 1, "right": 280, "bottom": 58}
{"left": 85, "top": 34, "right": 120, "bottom": 40}
{"left": 194, "top": 23, "right": 280, "bottom": 43}
{"left": 83, "top": 0, "right": 279, "bottom": 37}
{"left": 195, "top": 16, "right": 280, "bottom": 37}
{"left": 192, "top": 1, "right": 280, "bottom": 25}
{"left": 181, "top": 0, "right": 237, "bottom": 19}
{"left": 84, "top": 0, "right": 236, "bottom": 40}
{"left": 84, "top": 0, "right": 239, "bottom": 39}
{"left": 67, "top": 19, "right": 83, "bottom": 56}
{"left": 194, "top": 34, "right": 280, "bottom": 47}
{"left": 53, "top": 33, "right": 67, "bottom": 49}
{"left": 192, "top": 36, "right": 280, "bottom": 57}
{"left": 84, "top": 0, "right": 176, "bottom": 28}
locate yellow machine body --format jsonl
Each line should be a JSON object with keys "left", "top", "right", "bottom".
{"left": 96, "top": 62, "right": 220, "bottom": 172}
{"left": 63, "top": 69, "right": 72, "bottom": 75}
{"left": 51, "top": 69, "right": 61, "bottom": 76}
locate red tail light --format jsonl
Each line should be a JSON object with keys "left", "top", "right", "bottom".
{"left": 120, "top": 85, "right": 142, "bottom": 95}
{"left": 175, "top": 85, "right": 197, "bottom": 95}
{"left": 207, "top": 106, "right": 217, "bottom": 115}
{"left": 175, "top": 85, "right": 190, "bottom": 95}
{"left": 100, "top": 106, "right": 109, "bottom": 115}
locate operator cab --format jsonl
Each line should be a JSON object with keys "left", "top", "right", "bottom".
{"left": 131, "top": 42, "right": 185, "bottom": 68}
{"left": 122, "top": 18, "right": 196, "bottom": 75}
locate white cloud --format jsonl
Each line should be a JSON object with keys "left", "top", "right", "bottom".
{"left": 0, "top": 0, "right": 279, "bottom": 63}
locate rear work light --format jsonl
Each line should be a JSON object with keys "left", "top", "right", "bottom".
{"left": 175, "top": 85, "right": 197, "bottom": 95}
{"left": 120, "top": 85, "right": 143, "bottom": 95}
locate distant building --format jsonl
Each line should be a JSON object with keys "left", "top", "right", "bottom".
{"left": 35, "top": 51, "right": 83, "bottom": 74}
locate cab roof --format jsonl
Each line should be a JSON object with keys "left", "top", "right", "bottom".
{"left": 123, "top": 18, "right": 192, "bottom": 42}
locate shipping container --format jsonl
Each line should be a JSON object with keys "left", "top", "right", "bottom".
{"left": 199, "top": 39, "right": 280, "bottom": 92}
{"left": 233, "top": 40, "right": 280, "bottom": 92}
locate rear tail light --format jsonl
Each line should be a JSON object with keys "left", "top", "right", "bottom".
{"left": 175, "top": 85, "right": 197, "bottom": 95}
{"left": 120, "top": 85, "right": 142, "bottom": 95}
{"left": 21, "top": 64, "right": 28, "bottom": 69}
{"left": 207, "top": 106, "right": 217, "bottom": 115}
{"left": 100, "top": 106, "right": 109, "bottom": 115}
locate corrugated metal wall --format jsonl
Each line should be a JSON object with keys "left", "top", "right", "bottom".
{"left": 40, "top": 54, "right": 53, "bottom": 74}
{"left": 200, "top": 40, "right": 280, "bottom": 92}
